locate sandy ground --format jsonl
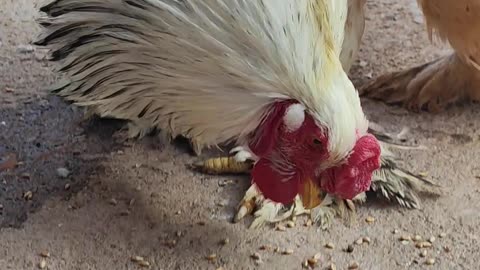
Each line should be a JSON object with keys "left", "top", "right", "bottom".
{"left": 1, "top": 0, "right": 479, "bottom": 269}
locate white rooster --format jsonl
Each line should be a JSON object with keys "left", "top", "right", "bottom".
{"left": 35, "top": 0, "right": 445, "bottom": 228}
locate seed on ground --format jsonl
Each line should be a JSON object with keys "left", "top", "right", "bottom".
{"left": 64, "top": 183, "right": 71, "bottom": 190}
{"left": 109, "top": 198, "right": 118, "bottom": 206}
{"left": 355, "top": 238, "right": 363, "bottom": 245}
{"left": 38, "top": 259, "right": 46, "bottom": 269}
{"left": 420, "top": 250, "right": 428, "bottom": 257}
{"left": 259, "top": 245, "right": 272, "bottom": 251}
{"left": 138, "top": 260, "right": 150, "bottom": 267}
{"left": 392, "top": 229, "right": 399, "bottom": 234}
{"left": 305, "top": 219, "right": 313, "bottom": 227}
{"left": 413, "top": 235, "right": 422, "bottom": 242}
{"left": 23, "top": 191, "right": 33, "bottom": 200}
{"left": 362, "top": 237, "right": 371, "bottom": 244}
{"left": 345, "top": 245, "right": 354, "bottom": 253}
{"left": 425, "top": 258, "right": 435, "bottom": 265}
{"left": 439, "top": 233, "right": 447, "bottom": 238}
{"left": 39, "top": 251, "right": 50, "bottom": 258}
{"left": 401, "top": 240, "right": 410, "bottom": 245}
{"left": 131, "top": 256, "right": 144, "bottom": 262}
{"left": 328, "top": 263, "right": 337, "bottom": 270}
{"left": 365, "top": 216, "right": 375, "bottom": 224}
{"left": 420, "top": 241, "right": 432, "bottom": 248}
{"left": 400, "top": 235, "right": 411, "bottom": 241}
{"left": 307, "top": 257, "right": 318, "bottom": 266}
{"left": 348, "top": 261, "right": 359, "bottom": 269}
{"left": 443, "top": 246, "right": 451, "bottom": 253}
{"left": 428, "top": 236, "right": 436, "bottom": 243}
{"left": 286, "top": 221, "right": 295, "bottom": 228}
{"left": 273, "top": 247, "right": 280, "bottom": 253}
{"left": 206, "top": 253, "right": 217, "bottom": 261}
{"left": 325, "top": 242, "right": 335, "bottom": 249}
{"left": 276, "top": 224, "right": 287, "bottom": 231}
{"left": 282, "top": 249, "right": 294, "bottom": 255}
{"left": 220, "top": 238, "right": 229, "bottom": 245}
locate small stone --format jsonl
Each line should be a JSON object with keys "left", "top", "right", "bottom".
{"left": 392, "top": 229, "right": 399, "bottom": 234}
{"left": 425, "top": 258, "right": 435, "bottom": 265}
{"left": 56, "top": 167, "right": 70, "bottom": 178}
{"left": 276, "top": 224, "right": 287, "bottom": 231}
{"left": 38, "top": 259, "right": 46, "bottom": 269}
{"left": 345, "top": 245, "right": 354, "bottom": 253}
{"left": 439, "top": 233, "right": 447, "bottom": 238}
{"left": 420, "top": 250, "right": 428, "bottom": 258}
{"left": 348, "top": 261, "right": 359, "bottom": 269}
{"left": 362, "top": 237, "right": 371, "bottom": 244}
{"left": 324, "top": 242, "right": 335, "bottom": 249}
{"left": 328, "top": 263, "right": 337, "bottom": 270}
{"left": 428, "top": 236, "right": 436, "bottom": 243}
{"left": 251, "top": 252, "right": 261, "bottom": 260}
{"left": 0, "top": 204, "right": 3, "bottom": 210}
{"left": 443, "top": 246, "right": 451, "bottom": 253}
{"left": 355, "top": 238, "right": 363, "bottom": 245}
{"left": 64, "top": 183, "right": 71, "bottom": 190}
{"left": 401, "top": 240, "right": 410, "bottom": 245}
{"left": 365, "top": 216, "right": 375, "bottom": 224}
{"left": 286, "top": 221, "right": 295, "bottom": 228}
{"left": 282, "top": 249, "right": 294, "bottom": 255}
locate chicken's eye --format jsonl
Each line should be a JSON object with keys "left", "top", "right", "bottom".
{"left": 313, "top": 138, "right": 322, "bottom": 145}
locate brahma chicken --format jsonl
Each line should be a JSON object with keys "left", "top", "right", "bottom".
{"left": 35, "top": 0, "right": 440, "bottom": 229}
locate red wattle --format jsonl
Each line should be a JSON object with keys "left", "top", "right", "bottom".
{"left": 251, "top": 158, "right": 300, "bottom": 204}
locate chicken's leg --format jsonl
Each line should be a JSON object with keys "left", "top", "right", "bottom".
{"left": 358, "top": 53, "right": 480, "bottom": 112}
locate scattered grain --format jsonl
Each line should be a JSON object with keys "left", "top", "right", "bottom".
{"left": 365, "top": 216, "right": 375, "bottom": 224}
{"left": 420, "top": 250, "right": 428, "bottom": 258}
{"left": 286, "top": 221, "right": 295, "bottom": 228}
{"left": 348, "top": 261, "right": 359, "bottom": 269}
{"left": 362, "top": 237, "right": 371, "bottom": 244}
{"left": 38, "top": 259, "right": 46, "bottom": 269}
{"left": 355, "top": 238, "right": 363, "bottom": 245}
{"left": 425, "top": 258, "right": 435, "bottom": 265}
{"left": 428, "top": 236, "right": 436, "bottom": 243}
{"left": 251, "top": 252, "right": 261, "bottom": 260}
{"left": 276, "top": 224, "right": 286, "bottom": 231}
{"left": 282, "top": 249, "right": 294, "bottom": 255}
{"left": 439, "top": 233, "right": 447, "bottom": 238}
{"left": 206, "top": 253, "right": 217, "bottom": 261}
{"left": 39, "top": 251, "right": 50, "bottom": 258}
{"left": 324, "top": 242, "right": 335, "bottom": 249}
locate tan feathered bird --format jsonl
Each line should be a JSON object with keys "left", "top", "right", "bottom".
{"left": 35, "top": 0, "right": 441, "bottom": 228}
{"left": 360, "top": 0, "right": 480, "bottom": 112}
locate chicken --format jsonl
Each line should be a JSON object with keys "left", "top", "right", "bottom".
{"left": 359, "top": 0, "right": 480, "bottom": 112}
{"left": 35, "top": 0, "right": 382, "bottom": 214}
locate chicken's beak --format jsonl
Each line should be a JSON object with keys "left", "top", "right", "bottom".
{"left": 299, "top": 177, "right": 328, "bottom": 210}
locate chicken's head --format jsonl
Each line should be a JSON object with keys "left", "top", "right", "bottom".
{"left": 319, "top": 133, "right": 381, "bottom": 200}
{"left": 248, "top": 100, "right": 331, "bottom": 204}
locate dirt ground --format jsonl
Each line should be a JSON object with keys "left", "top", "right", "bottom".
{"left": 1, "top": 0, "right": 479, "bottom": 269}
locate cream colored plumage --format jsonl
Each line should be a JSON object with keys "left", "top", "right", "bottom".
{"left": 37, "top": 0, "right": 368, "bottom": 167}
